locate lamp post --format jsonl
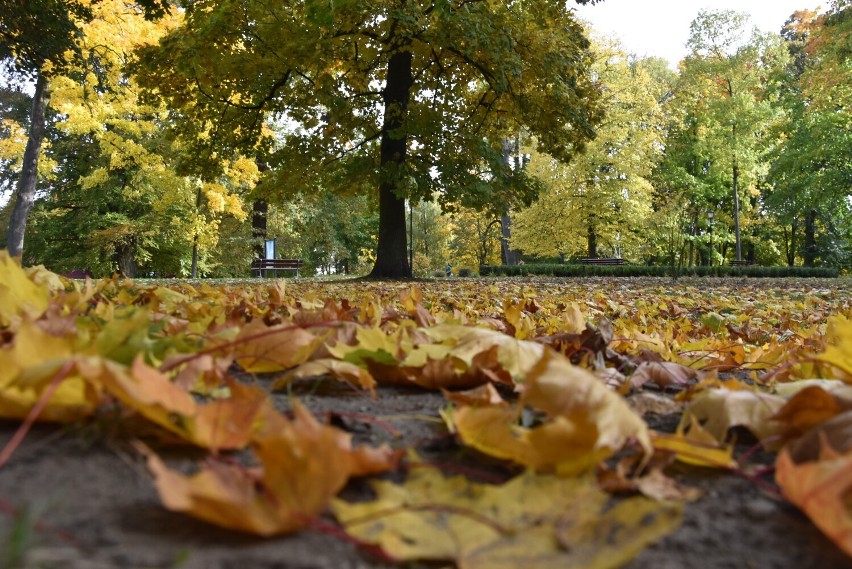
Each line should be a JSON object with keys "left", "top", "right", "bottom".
{"left": 707, "top": 210, "right": 714, "bottom": 266}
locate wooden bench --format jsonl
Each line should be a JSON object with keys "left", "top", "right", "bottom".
{"left": 729, "top": 260, "right": 754, "bottom": 266}
{"left": 251, "top": 259, "right": 303, "bottom": 277}
{"left": 579, "top": 258, "right": 625, "bottom": 265}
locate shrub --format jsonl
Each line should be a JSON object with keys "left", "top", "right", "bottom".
{"left": 478, "top": 263, "right": 839, "bottom": 278}
{"left": 458, "top": 267, "right": 473, "bottom": 277}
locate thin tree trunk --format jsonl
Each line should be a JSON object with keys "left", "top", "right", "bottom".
{"left": 370, "top": 35, "right": 413, "bottom": 279}
{"left": 803, "top": 209, "right": 817, "bottom": 267}
{"left": 733, "top": 162, "right": 742, "bottom": 261}
{"left": 190, "top": 185, "right": 203, "bottom": 278}
{"left": 499, "top": 139, "right": 521, "bottom": 265}
{"left": 6, "top": 72, "right": 50, "bottom": 258}
{"left": 786, "top": 219, "right": 797, "bottom": 266}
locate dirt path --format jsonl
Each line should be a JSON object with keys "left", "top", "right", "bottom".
{"left": 1, "top": 381, "right": 850, "bottom": 569}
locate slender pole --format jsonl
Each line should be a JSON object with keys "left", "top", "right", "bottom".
{"left": 408, "top": 201, "right": 413, "bottom": 273}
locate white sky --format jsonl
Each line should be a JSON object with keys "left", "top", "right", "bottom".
{"left": 573, "top": 0, "right": 824, "bottom": 67}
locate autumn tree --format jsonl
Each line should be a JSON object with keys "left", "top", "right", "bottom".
{"left": 683, "top": 10, "right": 788, "bottom": 262}
{"left": 136, "top": 0, "right": 603, "bottom": 278}
{"left": 767, "top": 2, "right": 851, "bottom": 267}
{"left": 9, "top": 1, "right": 254, "bottom": 277}
{"left": 511, "top": 37, "right": 666, "bottom": 261}
{"left": 0, "top": 0, "right": 97, "bottom": 257}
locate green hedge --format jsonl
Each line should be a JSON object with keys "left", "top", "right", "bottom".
{"left": 479, "top": 263, "right": 839, "bottom": 278}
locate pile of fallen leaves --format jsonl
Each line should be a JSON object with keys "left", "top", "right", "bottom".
{"left": 1, "top": 250, "right": 851, "bottom": 567}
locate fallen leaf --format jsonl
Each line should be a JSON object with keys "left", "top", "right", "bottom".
{"left": 142, "top": 402, "right": 399, "bottom": 536}
{"left": 450, "top": 350, "right": 651, "bottom": 474}
{"left": 776, "top": 440, "right": 852, "bottom": 557}
{"left": 272, "top": 358, "right": 377, "bottom": 394}
{"left": 677, "top": 387, "right": 785, "bottom": 444}
{"left": 234, "top": 320, "right": 330, "bottom": 373}
{"left": 0, "top": 252, "right": 50, "bottom": 327}
{"left": 629, "top": 362, "right": 698, "bottom": 390}
{"left": 332, "top": 467, "right": 682, "bottom": 569}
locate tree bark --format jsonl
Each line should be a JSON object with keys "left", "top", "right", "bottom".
{"left": 732, "top": 162, "right": 742, "bottom": 261}
{"left": 785, "top": 218, "right": 797, "bottom": 266}
{"left": 190, "top": 185, "right": 203, "bottom": 278}
{"left": 587, "top": 224, "right": 597, "bottom": 258}
{"left": 369, "top": 37, "right": 414, "bottom": 279}
{"left": 499, "top": 139, "right": 521, "bottom": 265}
{"left": 803, "top": 208, "right": 817, "bottom": 267}
{"left": 6, "top": 72, "right": 50, "bottom": 259}
{"left": 251, "top": 199, "right": 268, "bottom": 259}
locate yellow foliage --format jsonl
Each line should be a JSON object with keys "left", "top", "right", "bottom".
{"left": 333, "top": 466, "right": 682, "bottom": 568}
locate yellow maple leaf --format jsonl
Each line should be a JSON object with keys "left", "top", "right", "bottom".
{"left": 812, "top": 315, "right": 852, "bottom": 381}
{"left": 332, "top": 467, "right": 682, "bottom": 569}
{"left": 0, "top": 252, "right": 50, "bottom": 327}
{"left": 234, "top": 319, "right": 331, "bottom": 373}
{"left": 451, "top": 350, "right": 651, "bottom": 474}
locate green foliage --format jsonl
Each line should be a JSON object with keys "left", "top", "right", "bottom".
{"left": 135, "top": 0, "right": 603, "bottom": 276}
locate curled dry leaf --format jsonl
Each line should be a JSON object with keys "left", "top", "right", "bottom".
{"left": 772, "top": 385, "right": 852, "bottom": 442}
{"left": 450, "top": 350, "right": 651, "bottom": 475}
{"left": 776, "top": 437, "right": 852, "bottom": 557}
{"left": 332, "top": 467, "right": 682, "bottom": 569}
{"left": 272, "top": 358, "right": 377, "bottom": 394}
{"left": 676, "top": 387, "right": 786, "bottom": 444}
{"left": 629, "top": 361, "right": 699, "bottom": 390}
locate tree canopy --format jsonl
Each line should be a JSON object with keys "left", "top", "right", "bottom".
{"left": 136, "top": 0, "right": 604, "bottom": 277}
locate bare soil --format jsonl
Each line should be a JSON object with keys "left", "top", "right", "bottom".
{"left": 1, "top": 380, "right": 851, "bottom": 569}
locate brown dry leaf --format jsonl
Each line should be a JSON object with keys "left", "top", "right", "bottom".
{"left": 143, "top": 402, "right": 399, "bottom": 536}
{"left": 677, "top": 387, "right": 786, "bottom": 444}
{"left": 629, "top": 362, "right": 699, "bottom": 390}
{"left": 776, "top": 440, "right": 852, "bottom": 557}
{"left": 784, "top": 410, "right": 852, "bottom": 463}
{"left": 442, "top": 383, "right": 506, "bottom": 407}
{"left": 272, "top": 358, "right": 377, "bottom": 394}
{"left": 332, "top": 467, "right": 682, "bottom": 569}
{"left": 234, "top": 319, "right": 330, "bottom": 373}
{"left": 772, "top": 385, "right": 852, "bottom": 442}
{"left": 100, "top": 357, "right": 272, "bottom": 449}
{"left": 627, "top": 392, "right": 685, "bottom": 416}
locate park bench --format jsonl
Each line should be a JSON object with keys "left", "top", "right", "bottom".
{"left": 729, "top": 260, "right": 755, "bottom": 266}
{"left": 579, "top": 258, "right": 625, "bottom": 265}
{"left": 251, "top": 258, "right": 303, "bottom": 277}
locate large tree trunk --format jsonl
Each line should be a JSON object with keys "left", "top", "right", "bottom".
{"left": 587, "top": 224, "right": 598, "bottom": 258}
{"left": 369, "top": 40, "right": 414, "bottom": 279}
{"left": 803, "top": 208, "right": 817, "bottom": 267}
{"left": 6, "top": 72, "right": 50, "bottom": 259}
